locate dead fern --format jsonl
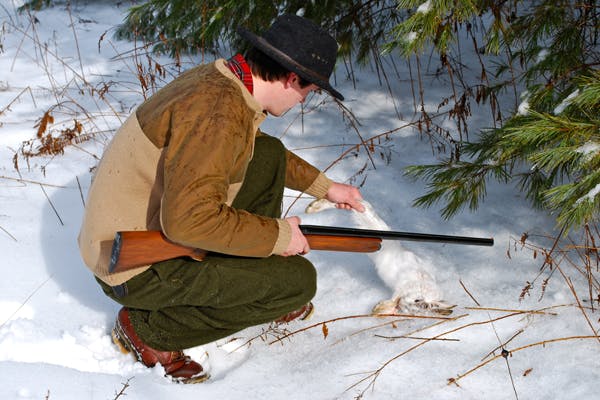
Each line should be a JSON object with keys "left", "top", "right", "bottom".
{"left": 19, "top": 116, "right": 92, "bottom": 160}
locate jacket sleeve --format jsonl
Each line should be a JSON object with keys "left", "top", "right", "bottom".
{"left": 285, "top": 151, "right": 332, "bottom": 198}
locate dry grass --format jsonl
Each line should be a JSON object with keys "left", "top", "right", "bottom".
{"left": 218, "top": 226, "right": 600, "bottom": 399}
{"left": 2, "top": 5, "right": 598, "bottom": 400}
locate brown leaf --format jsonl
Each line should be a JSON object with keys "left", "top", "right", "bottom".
{"left": 322, "top": 323, "right": 329, "bottom": 339}
{"left": 447, "top": 377, "right": 460, "bottom": 387}
{"left": 35, "top": 111, "right": 53, "bottom": 138}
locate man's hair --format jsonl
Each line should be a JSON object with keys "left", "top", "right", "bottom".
{"left": 245, "top": 47, "right": 311, "bottom": 87}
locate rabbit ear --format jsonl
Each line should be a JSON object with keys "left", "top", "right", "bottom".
{"left": 372, "top": 297, "right": 454, "bottom": 316}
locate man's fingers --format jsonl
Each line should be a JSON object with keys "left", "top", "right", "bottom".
{"left": 287, "top": 215, "right": 301, "bottom": 226}
{"left": 334, "top": 199, "right": 365, "bottom": 212}
{"left": 283, "top": 215, "right": 310, "bottom": 256}
{"left": 352, "top": 198, "right": 365, "bottom": 212}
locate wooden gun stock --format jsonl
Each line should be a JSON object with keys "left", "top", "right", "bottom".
{"left": 109, "top": 229, "right": 383, "bottom": 274}
{"left": 109, "top": 225, "right": 494, "bottom": 274}
{"left": 110, "top": 230, "right": 209, "bottom": 273}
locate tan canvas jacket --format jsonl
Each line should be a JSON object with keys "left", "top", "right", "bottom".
{"left": 79, "top": 60, "right": 332, "bottom": 286}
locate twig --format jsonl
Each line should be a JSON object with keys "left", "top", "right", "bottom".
{"left": 374, "top": 335, "right": 459, "bottom": 341}
{"left": 451, "top": 335, "right": 600, "bottom": 385}
{"left": 331, "top": 317, "right": 416, "bottom": 345}
{"left": 0, "top": 275, "right": 53, "bottom": 329}
{"left": 331, "top": 313, "right": 470, "bottom": 350}
{"left": 503, "top": 348, "right": 519, "bottom": 400}
{"left": 464, "top": 306, "right": 557, "bottom": 316}
{"left": 113, "top": 377, "right": 133, "bottom": 400}
{"left": 460, "top": 279, "right": 481, "bottom": 306}
{"left": 462, "top": 278, "right": 520, "bottom": 400}
{"left": 283, "top": 111, "right": 451, "bottom": 217}
{"left": 9, "top": 14, "right": 90, "bottom": 88}
{"left": 0, "top": 224, "right": 17, "bottom": 242}
{"left": 333, "top": 98, "right": 376, "bottom": 170}
{"left": 348, "top": 310, "right": 541, "bottom": 396}
{"left": 0, "top": 2, "right": 16, "bottom": 25}
{"left": 9, "top": 17, "right": 32, "bottom": 73}
{"left": 0, "top": 86, "right": 37, "bottom": 116}
{"left": 555, "top": 265, "right": 600, "bottom": 344}
{"left": 76, "top": 175, "right": 85, "bottom": 207}
{"left": 40, "top": 184, "right": 64, "bottom": 226}
{"left": 66, "top": 1, "right": 85, "bottom": 81}
{"left": 482, "top": 329, "right": 524, "bottom": 361}
{"left": 517, "top": 231, "right": 600, "bottom": 345}
{"left": 0, "top": 175, "right": 66, "bottom": 188}
{"left": 269, "top": 313, "right": 454, "bottom": 345}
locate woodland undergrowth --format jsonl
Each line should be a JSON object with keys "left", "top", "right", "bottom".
{"left": 1, "top": 4, "right": 598, "bottom": 400}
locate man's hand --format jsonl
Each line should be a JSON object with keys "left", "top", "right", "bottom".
{"left": 325, "top": 182, "right": 365, "bottom": 212}
{"left": 282, "top": 216, "right": 310, "bottom": 256}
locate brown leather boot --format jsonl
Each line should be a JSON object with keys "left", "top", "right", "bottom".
{"left": 112, "top": 307, "right": 209, "bottom": 384}
{"left": 275, "top": 302, "right": 314, "bottom": 324}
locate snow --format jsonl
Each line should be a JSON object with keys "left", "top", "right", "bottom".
{"left": 576, "top": 141, "right": 600, "bottom": 155}
{"left": 554, "top": 89, "right": 580, "bottom": 115}
{"left": 1, "top": 2, "right": 599, "bottom": 400}
{"left": 406, "top": 31, "right": 418, "bottom": 43}
{"left": 517, "top": 99, "right": 530, "bottom": 115}
{"left": 536, "top": 48, "right": 549, "bottom": 63}
{"left": 417, "top": 1, "right": 432, "bottom": 14}
{"left": 576, "top": 183, "right": 600, "bottom": 205}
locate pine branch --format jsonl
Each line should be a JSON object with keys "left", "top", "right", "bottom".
{"left": 405, "top": 159, "right": 510, "bottom": 219}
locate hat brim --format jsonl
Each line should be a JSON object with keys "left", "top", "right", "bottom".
{"left": 238, "top": 27, "right": 344, "bottom": 101}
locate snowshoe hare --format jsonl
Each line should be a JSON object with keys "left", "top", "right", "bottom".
{"left": 305, "top": 199, "right": 453, "bottom": 316}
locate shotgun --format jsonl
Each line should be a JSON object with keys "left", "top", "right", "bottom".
{"left": 109, "top": 225, "right": 494, "bottom": 274}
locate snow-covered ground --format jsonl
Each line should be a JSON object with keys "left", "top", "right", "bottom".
{"left": 1, "top": 2, "right": 598, "bottom": 399}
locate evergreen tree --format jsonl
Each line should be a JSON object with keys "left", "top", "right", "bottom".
{"left": 114, "top": 0, "right": 405, "bottom": 66}
{"left": 20, "top": 1, "right": 599, "bottom": 233}
{"left": 389, "top": 0, "right": 600, "bottom": 234}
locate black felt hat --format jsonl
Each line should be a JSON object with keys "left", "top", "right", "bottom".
{"left": 238, "top": 14, "right": 344, "bottom": 101}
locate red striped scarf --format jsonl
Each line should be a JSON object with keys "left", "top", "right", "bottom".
{"left": 226, "top": 53, "right": 253, "bottom": 94}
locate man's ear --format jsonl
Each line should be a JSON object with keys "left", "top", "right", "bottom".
{"left": 284, "top": 72, "right": 299, "bottom": 88}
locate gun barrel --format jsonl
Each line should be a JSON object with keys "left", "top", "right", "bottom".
{"left": 300, "top": 225, "right": 494, "bottom": 247}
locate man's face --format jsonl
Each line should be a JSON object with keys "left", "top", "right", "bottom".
{"left": 266, "top": 73, "right": 320, "bottom": 116}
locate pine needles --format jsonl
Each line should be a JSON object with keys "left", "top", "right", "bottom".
{"left": 394, "top": 1, "right": 600, "bottom": 236}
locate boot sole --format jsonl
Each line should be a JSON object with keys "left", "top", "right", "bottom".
{"left": 302, "top": 302, "right": 315, "bottom": 321}
{"left": 112, "top": 326, "right": 133, "bottom": 355}
{"left": 172, "top": 372, "right": 210, "bottom": 384}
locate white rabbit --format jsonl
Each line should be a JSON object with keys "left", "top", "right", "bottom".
{"left": 305, "top": 199, "right": 452, "bottom": 315}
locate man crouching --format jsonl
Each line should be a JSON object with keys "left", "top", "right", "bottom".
{"left": 78, "top": 14, "right": 364, "bottom": 383}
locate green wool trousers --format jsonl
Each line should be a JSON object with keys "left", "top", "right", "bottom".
{"left": 98, "top": 135, "right": 317, "bottom": 350}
